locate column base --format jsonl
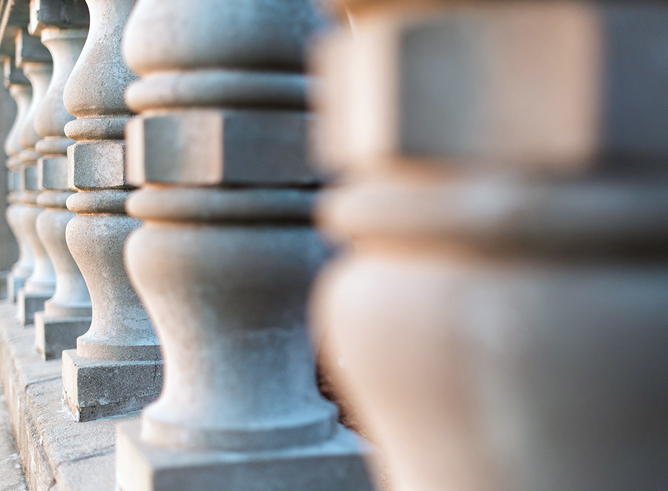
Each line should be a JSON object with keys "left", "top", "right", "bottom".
{"left": 17, "top": 289, "right": 53, "bottom": 325}
{"left": 62, "top": 349, "right": 163, "bottom": 422}
{"left": 0, "top": 271, "right": 9, "bottom": 300}
{"left": 34, "top": 312, "right": 91, "bottom": 360}
{"left": 8, "top": 274, "right": 27, "bottom": 303}
{"left": 116, "top": 421, "right": 376, "bottom": 491}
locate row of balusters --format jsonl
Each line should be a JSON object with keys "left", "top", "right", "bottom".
{"left": 1, "top": 0, "right": 667, "bottom": 491}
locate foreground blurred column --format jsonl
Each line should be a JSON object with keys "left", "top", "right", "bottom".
{"left": 4, "top": 57, "right": 32, "bottom": 302}
{"left": 31, "top": 0, "right": 91, "bottom": 360}
{"left": 314, "top": 2, "right": 668, "bottom": 491}
{"left": 60, "top": 0, "right": 161, "bottom": 422}
{"left": 115, "top": 1, "right": 374, "bottom": 490}
{"left": 16, "top": 29, "right": 54, "bottom": 325}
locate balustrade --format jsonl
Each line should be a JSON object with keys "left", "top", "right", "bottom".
{"left": 114, "top": 1, "right": 374, "bottom": 489}
{"left": 313, "top": 1, "right": 668, "bottom": 491}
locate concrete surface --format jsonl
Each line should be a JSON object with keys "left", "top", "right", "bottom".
{"left": 0, "top": 300, "right": 137, "bottom": 490}
{"left": 0, "top": 380, "right": 27, "bottom": 491}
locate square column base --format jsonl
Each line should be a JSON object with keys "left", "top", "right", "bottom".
{"left": 8, "top": 274, "right": 26, "bottom": 303}
{"left": 34, "top": 312, "right": 91, "bottom": 360}
{"left": 116, "top": 421, "right": 376, "bottom": 491}
{"left": 62, "top": 349, "right": 163, "bottom": 422}
{"left": 17, "top": 289, "right": 52, "bottom": 325}
{"left": 0, "top": 271, "right": 9, "bottom": 300}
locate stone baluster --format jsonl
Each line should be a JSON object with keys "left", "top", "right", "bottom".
{"left": 3, "top": 56, "right": 32, "bottom": 302}
{"left": 60, "top": 0, "right": 161, "bottom": 422}
{"left": 31, "top": 0, "right": 91, "bottom": 360}
{"left": 15, "top": 28, "right": 53, "bottom": 325}
{"left": 0, "top": 57, "right": 19, "bottom": 295}
{"left": 313, "top": 1, "right": 668, "bottom": 491}
{"left": 115, "top": 1, "right": 374, "bottom": 490}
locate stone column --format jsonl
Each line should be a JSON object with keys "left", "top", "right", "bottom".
{"left": 115, "top": 1, "right": 374, "bottom": 490}
{"left": 3, "top": 58, "right": 32, "bottom": 302}
{"left": 313, "top": 2, "right": 668, "bottom": 491}
{"left": 60, "top": 0, "right": 161, "bottom": 422}
{"left": 0, "top": 78, "right": 19, "bottom": 296}
{"left": 15, "top": 28, "right": 54, "bottom": 325}
{"left": 32, "top": 0, "right": 91, "bottom": 360}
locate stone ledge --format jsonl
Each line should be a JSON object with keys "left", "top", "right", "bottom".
{"left": 0, "top": 301, "right": 138, "bottom": 491}
{"left": 0, "top": 380, "right": 27, "bottom": 490}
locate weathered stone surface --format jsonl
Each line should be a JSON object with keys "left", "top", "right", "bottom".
{"left": 16, "top": 288, "right": 50, "bottom": 325}
{"left": 0, "top": 301, "right": 136, "bottom": 491}
{"left": 116, "top": 421, "right": 374, "bottom": 491}
{"left": 62, "top": 350, "right": 162, "bottom": 422}
{"left": 118, "top": 0, "right": 373, "bottom": 490}
{"left": 34, "top": 313, "right": 90, "bottom": 360}
{"left": 0, "top": 381, "right": 27, "bottom": 491}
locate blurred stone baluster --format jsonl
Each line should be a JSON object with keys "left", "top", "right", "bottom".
{"left": 313, "top": 1, "right": 668, "bottom": 491}
{"left": 115, "top": 1, "right": 374, "bottom": 490}
{"left": 0, "top": 40, "right": 20, "bottom": 295}
{"left": 15, "top": 28, "right": 53, "bottom": 325}
{"left": 31, "top": 0, "right": 91, "bottom": 360}
{"left": 3, "top": 56, "right": 32, "bottom": 302}
{"left": 60, "top": 0, "right": 161, "bottom": 422}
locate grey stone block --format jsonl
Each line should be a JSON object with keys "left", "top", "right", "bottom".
{"left": 62, "top": 349, "right": 162, "bottom": 422}
{"left": 8, "top": 274, "right": 27, "bottom": 303}
{"left": 126, "top": 110, "right": 318, "bottom": 187}
{"left": 16, "top": 289, "right": 51, "bottom": 325}
{"left": 34, "top": 312, "right": 91, "bottom": 360}
{"left": 116, "top": 421, "right": 376, "bottom": 491}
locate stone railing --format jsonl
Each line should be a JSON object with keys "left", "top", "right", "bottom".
{"left": 0, "top": 0, "right": 666, "bottom": 490}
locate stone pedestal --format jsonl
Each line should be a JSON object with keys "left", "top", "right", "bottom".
{"left": 115, "top": 1, "right": 374, "bottom": 490}
{"left": 313, "top": 2, "right": 668, "bottom": 491}
{"left": 15, "top": 30, "right": 54, "bottom": 325}
{"left": 61, "top": 0, "right": 161, "bottom": 421}
{"left": 31, "top": 3, "right": 91, "bottom": 359}
{"left": 117, "top": 421, "right": 371, "bottom": 491}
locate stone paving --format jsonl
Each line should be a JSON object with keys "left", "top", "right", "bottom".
{"left": 0, "top": 380, "right": 27, "bottom": 491}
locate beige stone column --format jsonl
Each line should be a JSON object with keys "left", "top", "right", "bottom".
{"left": 313, "top": 1, "right": 668, "bottom": 491}
{"left": 115, "top": 1, "right": 374, "bottom": 490}
{"left": 15, "top": 28, "right": 54, "bottom": 325}
{"left": 60, "top": 0, "right": 161, "bottom": 422}
{"left": 3, "top": 57, "right": 32, "bottom": 302}
{"left": 31, "top": 0, "right": 91, "bottom": 360}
